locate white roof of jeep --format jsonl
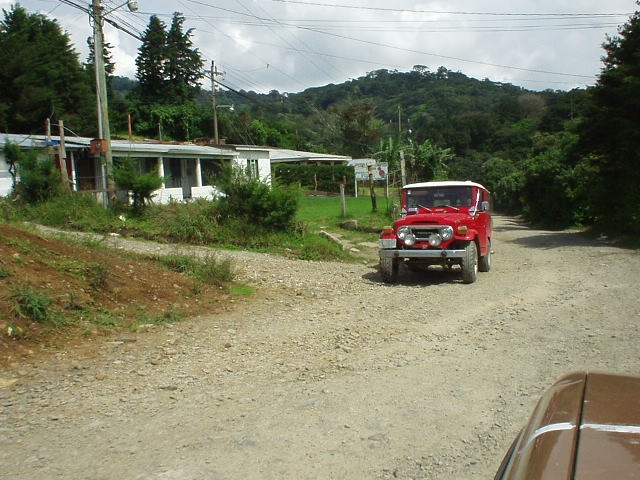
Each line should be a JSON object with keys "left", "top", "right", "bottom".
{"left": 403, "top": 180, "right": 488, "bottom": 191}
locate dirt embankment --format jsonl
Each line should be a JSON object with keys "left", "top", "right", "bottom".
{"left": 1, "top": 216, "right": 639, "bottom": 479}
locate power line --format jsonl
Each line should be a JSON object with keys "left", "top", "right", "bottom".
{"left": 288, "top": 22, "right": 595, "bottom": 79}
{"left": 270, "top": 0, "right": 633, "bottom": 18}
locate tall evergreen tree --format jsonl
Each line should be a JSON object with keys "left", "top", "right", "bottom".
{"left": 578, "top": 6, "right": 640, "bottom": 234}
{"left": 130, "top": 12, "right": 204, "bottom": 140}
{"left": 0, "top": 5, "right": 94, "bottom": 134}
{"left": 134, "top": 15, "right": 167, "bottom": 103}
{"left": 164, "top": 12, "right": 203, "bottom": 104}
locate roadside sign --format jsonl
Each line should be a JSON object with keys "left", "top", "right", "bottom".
{"left": 353, "top": 161, "right": 388, "bottom": 181}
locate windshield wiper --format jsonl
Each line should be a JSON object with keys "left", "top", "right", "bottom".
{"left": 416, "top": 204, "right": 433, "bottom": 212}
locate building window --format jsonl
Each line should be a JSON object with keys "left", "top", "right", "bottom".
{"left": 248, "top": 158, "right": 259, "bottom": 178}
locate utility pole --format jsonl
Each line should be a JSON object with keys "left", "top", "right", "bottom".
{"left": 90, "top": 0, "right": 138, "bottom": 204}
{"left": 211, "top": 60, "right": 224, "bottom": 144}
{"left": 400, "top": 150, "right": 406, "bottom": 187}
{"left": 92, "top": 0, "right": 116, "bottom": 204}
{"left": 58, "top": 120, "right": 70, "bottom": 188}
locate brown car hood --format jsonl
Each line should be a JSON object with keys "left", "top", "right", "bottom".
{"left": 498, "top": 372, "right": 640, "bottom": 479}
{"left": 574, "top": 372, "right": 640, "bottom": 479}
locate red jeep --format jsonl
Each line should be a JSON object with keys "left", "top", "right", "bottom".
{"left": 379, "top": 181, "right": 492, "bottom": 283}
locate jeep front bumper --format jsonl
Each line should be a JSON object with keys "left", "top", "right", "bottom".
{"left": 379, "top": 248, "right": 467, "bottom": 259}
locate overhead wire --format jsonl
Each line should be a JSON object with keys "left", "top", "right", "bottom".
{"left": 235, "top": 0, "right": 348, "bottom": 81}
{"left": 175, "top": 0, "right": 309, "bottom": 93}
{"left": 173, "top": 0, "right": 271, "bottom": 93}
{"left": 49, "top": 0, "right": 633, "bottom": 91}
{"left": 269, "top": 0, "right": 632, "bottom": 17}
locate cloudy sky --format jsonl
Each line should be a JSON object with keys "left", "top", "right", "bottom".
{"left": 2, "top": 0, "right": 637, "bottom": 94}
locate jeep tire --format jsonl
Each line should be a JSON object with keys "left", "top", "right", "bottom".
{"left": 461, "top": 241, "right": 478, "bottom": 284}
{"left": 479, "top": 239, "right": 492, "bottom": 273}
{"left": 380, "top": 256, "right": 399, "bottom": 283}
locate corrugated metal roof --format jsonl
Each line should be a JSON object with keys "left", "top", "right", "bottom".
{"left": 1, "top": 133, "right": 351, "bottom": 162}
{"left": 269, "top": 148, "right": 351, "bottom": 163}
{"left": 0, "top": 133, "right": 238, "bottom": 158}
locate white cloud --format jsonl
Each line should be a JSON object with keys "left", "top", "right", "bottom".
{"left": 4, "top": 0, "right": 637, "bottom": 93}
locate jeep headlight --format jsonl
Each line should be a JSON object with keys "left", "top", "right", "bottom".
{"left": 440, "top": 226, "right": 454, "bottom": 241}
{"left": 428, "top": 233, "right": 442, "bottom": 247}
{"left": 397, "top": 226, "right": 410, "bottom": 239}
{"left": 397, "top": 226, "right": 416, "bottom": 246}
{"left": 404, "top": 233, "right": 416, "bottom": 246}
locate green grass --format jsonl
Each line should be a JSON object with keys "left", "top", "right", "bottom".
{"left": 156, "top": 253, "right": 235, "bottom": 288}
{"left": 297, "top": 194, "right": 397, "bottom": 229}
{"left": 9, "top": 191, "right": 400, "bottom": 262}
{"left": 296, "top": 194, "right": 399, "bottom": 247}
{"left": 10, "top": 284, "right": 53, "bottom": 324}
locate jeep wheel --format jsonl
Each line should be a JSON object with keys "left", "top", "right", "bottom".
{"left": 380, "top": 256, "right": 399, "bottom": 283}
{"left": 479, "top": 239, "right": 492, "bottom": 272}
{"left": 461, "top": 242, "right": 478, "bottom": 284}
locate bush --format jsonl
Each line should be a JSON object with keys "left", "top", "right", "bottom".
{"left": 18, "top": 192, "right": 115, "bottom": 230}
{"left": 113, "top": 156, "right": 164, "bottom": 210}
{"left": 152, "top": 199, "right": 220, "bottom": 244}
{"left": 10, "top": 285, "right": 52, "bottom": 323}
{"left": 157, "top": 253, "right": 235, "bottom": 287}
{"left": 7, "top": 142, "right": 65, "bottom": 203}
{"left": 298, "top": 234, "right": 346, "bottom": 261}
{"left": 215, "top": 165, "right": 300, "bottom": 231}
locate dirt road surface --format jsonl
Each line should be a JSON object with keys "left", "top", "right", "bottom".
{"left": 1, "top": 215, "right": 639, "bottom": 479}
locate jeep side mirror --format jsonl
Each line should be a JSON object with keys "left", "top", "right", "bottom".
{"left": 481, "top": 201, "right": 490, "bottom": 212}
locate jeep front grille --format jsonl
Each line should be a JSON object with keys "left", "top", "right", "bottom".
{"left": 409, "top": 225, "right": 447, "bottom": 241}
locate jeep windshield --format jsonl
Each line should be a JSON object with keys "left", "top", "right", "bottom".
{"left": 405, "top": 186, "right": 473, "bottom": 211}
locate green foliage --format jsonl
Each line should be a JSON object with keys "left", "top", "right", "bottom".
{"left": 216, "top": 165, "right": 300, "bottom": 231}
{"left": 130, "top": 12, "right": 203, "bottom": 139}
{"left": 134, "top": 15, "right": 167, "bottom": 102}
{"left": 154, "top": 199, "right": 220, "bottom": 244}
{"left": 0, "top": 5, "right": 94, "bottom": 134}
{"left": 481, "top": 157, "right": 524, "bottom": 214}
{"left": 8, "top": 143, "right": 65, "bottom": 203}
{"left": 0, "top": 266, "right": 11, "bottom": 279}
{"left": 273, "top": 163, "right": 355, "bottom": 193}
{"left": 112, "top": 156, "right": 164, "bottom": 209}
{"left": 338, "top": 100, "right": 386, "bottom": 157}
{"left": 520, "top": 132, "right": 579, "bottom": 228}
{"left": 164, "top": 12, "right": 204, "bottom": 103}
{"left": 248, "top": 119, "right": 268, "bottom": 145}
{"left": 157, "top": 253, "right": 235, "bottom": 287}
{"left": 10, "top": 285, "right": 52, "bottom": 323}
{"left": 85, "top": 261, "right": 109, "bottom": 290}
{"left": 577, "top": 10, "right": 640, "bottom": 235}
{"left": 408, "top": 138, "right": 454, "bottom": 182}
{"left": 298, "top": 234, "right": 346, "bottom": 261}
{"left": 18, "top": 192, "right": 114, "bottom": 230}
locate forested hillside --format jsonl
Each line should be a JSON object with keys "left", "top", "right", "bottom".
{"left": 213, "top": 67, "right": 591, "bottom": 226}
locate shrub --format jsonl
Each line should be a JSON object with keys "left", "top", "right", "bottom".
{"left": 157, "top": 253, "right": 235, "bottom": 287}
{"left": 113, "top": 156, "right": 164, "bottom": 210}
{"left": 6, "top": 142, "right": 65, "bottom": 203}
{"left": 10, "top": 285, "right": 52, "bottom": 323}
{"left": 215, "top": 165, "right": 300, "bottom": 231}
{"left": 153, "top": 199, "right": 220, "bottom": 244}
{"left": 19, "top": 192, "right": 113, "bottom": 229}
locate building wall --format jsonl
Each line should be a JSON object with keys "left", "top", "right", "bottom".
{"left": 233, "top": 152, "right": 271, "bottom": 184}
{"left": 0, "top": 154, "right": 13, "bottom": 197}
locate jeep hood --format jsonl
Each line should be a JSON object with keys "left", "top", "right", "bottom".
{"left": 399, "top": 211, "right": 474, "bottom": 226}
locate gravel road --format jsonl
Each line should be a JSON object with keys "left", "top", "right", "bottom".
{"left": 1, "top": 215, "right": 640, "bottom": 480}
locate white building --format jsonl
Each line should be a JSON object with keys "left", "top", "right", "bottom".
{"left": 0, "top": 133, "right": 354, "bottom": 203}
{"left": 0, "top": 134, "right": 249, "bottom": 203}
